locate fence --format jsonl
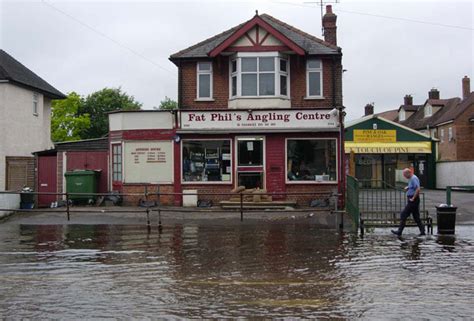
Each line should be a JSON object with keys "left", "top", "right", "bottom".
{"left": 0, "top": 190, "right": 342, "bottom": 228}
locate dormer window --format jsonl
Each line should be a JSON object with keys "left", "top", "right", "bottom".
{"left": 197, "top": 62, "right": 213, "bottom": 100}
{"left": 399, "top": 109, "right": 406, "bottom": 121}
{"left": 229, "top": 52, "right": 289, "bottom": 98}
{"left": 424, "top": 104, "right": 433, "bottom": 118}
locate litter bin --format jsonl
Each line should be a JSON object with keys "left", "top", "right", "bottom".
{"left": 20, "top": 187, "right": 35, "bottom": 209}
{"left": 436, "top": 205, "right": 457, "bottom": 235}
{"left": 65, "top": 170, "right": 100, "bottom": 203}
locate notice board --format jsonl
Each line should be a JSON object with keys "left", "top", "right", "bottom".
{"left": 124, "top": 141, "right": 173, "bottom": 183}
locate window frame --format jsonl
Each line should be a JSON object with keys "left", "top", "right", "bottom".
{"left": 306, "top": 58, "right": 323, "bottom": 99}
{"left": 440, "top": 128, "right": 445, "bottom": 143}
{"left": 285, "top": 138, "right": 338, "bottom": 184}
{"left": 399, "top": 109, "right": 406, "bottom": 121}
{"left": 228, "top": 52, "right": 290, "bottom": 99}
{"left": 33, "top": 92, "right": 39, "bottom": 116}
{"left": 448, "top": 127, "right": 453, "bottom": 141}
{"left": 236, "top": 136, "right": 265, "bottom": 168}
{"left": 196, "top": 61, "right": 213, "bottom": 101}
{"left": 111, "top": 143, "right": 123, "bottom": 182}
{"left": 181, "top": 138, "right": 233, "bottom": 185}
{"left": 424, "top": 104, "right": 433, "bottom": 118}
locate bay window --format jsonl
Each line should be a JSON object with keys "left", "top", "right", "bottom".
{"left": 230, "top": 53, "right": 289, "bottom": 98}
{"left": 306, "top": 59, "right": 322, "bottom": 98}
{"left": 287, "top": 139, "right": 337, "bottom": 183}
{"left": 197, "top": 62, "right": 212, "bottom": 99}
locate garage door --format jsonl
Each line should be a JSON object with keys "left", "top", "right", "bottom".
{"left": 6, "top": 157, "right": 35, "bottom": 191}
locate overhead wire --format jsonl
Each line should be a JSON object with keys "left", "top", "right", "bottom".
{"left": 41, "top": 0, "right": 177, "bottom": 76}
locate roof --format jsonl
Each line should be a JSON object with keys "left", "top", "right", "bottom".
{"left": 374, "top": 109, "right": 399, "bottom": 121}
{"left": 345, "top": 114, "right": 433, "bottom": 140}
{"left": 399, "top": 104, "right": 422, "bottom": 112}
{"left": 0, "top": 50, "right": 66, "bottom": 99}
{"left": 433, "top": 92, "right": 474, "bottom": 126}
{"left": 55, "top": 137, "right": 109, "bottom": 151}
{"left": 170, "top": 13, "right": 340, "bottom": 60}
{"left": 400, "top": 97, "right": 461, "bottom": 130}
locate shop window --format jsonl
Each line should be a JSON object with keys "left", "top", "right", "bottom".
{"left": 229, "top": 53, "right": 289, "bottom": 98}
{"left": 287, "top": 139, "right": 337, "bottom": 182}
{"left": 197, "top": 62, "right": 213, "bottom": 99}
{"left": 182, "top": 140, "right": 231, "bottom": 182}
{"left": 306, "top": 59, "right": 323, "bottom": 98}
{"left": 112, "top": 144, "right": 122, "bottom": 181}
{"left": 237, "top": 138, "right": 263, "bottom": 166}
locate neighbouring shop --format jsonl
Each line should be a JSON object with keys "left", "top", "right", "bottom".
{"left": 345, "top": 115, "right": 437, "bottom": 189}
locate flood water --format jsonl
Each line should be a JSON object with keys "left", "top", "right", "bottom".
{"left": 0, "top": 220, "right": 473, "bottom": 319}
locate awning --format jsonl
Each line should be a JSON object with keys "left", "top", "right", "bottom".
{"left": 345, "top": 141, "right": 432, "bottom": 154}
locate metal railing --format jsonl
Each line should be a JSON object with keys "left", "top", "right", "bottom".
{"left": 345, "top": 175, "right": 359, "bottom": 228}
{"left": 0, "top": 189, "right": 342, "bottom": 228}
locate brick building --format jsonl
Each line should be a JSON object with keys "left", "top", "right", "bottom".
{"left": 109, "top": 7, "right": 345, "bottom": 206}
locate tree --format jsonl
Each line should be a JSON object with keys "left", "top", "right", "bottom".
{"left": 156, "top": 96, "right": 178, "bottom": 110}
{"left": 51, "top": 92, "right": 91, "bottom": 142}
{"left": 78, "top": 87, "right": 142, "bottom": 139}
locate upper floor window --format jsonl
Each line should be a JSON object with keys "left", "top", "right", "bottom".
{"left": 197, "top": 62, "right": 213, "bottom": 100}
{"left": 229, "top": 53, "right": 289, "bottom": 98}
{"left": 440, "top": 128, "right": 445, "bottom": 143}
{"left": 306, "top": 59, "right": 323, "bottom": 98}
{"left": 424, "top": 104, "right": 432, "bottom": 118}
{"left": 448, "top": 127, "right": 454, "bottom": 141}
{"left": 33, "top": 92, "right": 39, "bottom": 116}
{"left": 399, "top": 109, "right": 406, "bottom": 121}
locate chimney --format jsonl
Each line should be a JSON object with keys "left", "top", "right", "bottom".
{"left": 322, "top": 5, "right": 337, "bottom": 46}
{"left": 428, "top": 88, "right": 440, "bottom": 100}
{"left": 365, "top": 103, "right": 374, "bottom": 116}
{"left": 404, "top": 94, "right": 413, "bottom": 106}
{"left": 462, "top": 76, "right": 470, "bottom": 100}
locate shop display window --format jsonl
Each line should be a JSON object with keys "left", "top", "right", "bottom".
{"left": 182, "top": 140, "right": 231, "bottom": 182}
{"left": 287, "top": 139, "right": 337, "bottom": 182}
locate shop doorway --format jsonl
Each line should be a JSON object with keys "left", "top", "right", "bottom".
{"left": 383, "top": 154, "right": 397, "bottom": 187}
{"left": 236, "top": 137, "right": 265, "bottom": 189}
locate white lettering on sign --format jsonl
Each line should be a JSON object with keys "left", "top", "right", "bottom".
{"left": 180, "top": 110, "right": 338, "bottom": 131}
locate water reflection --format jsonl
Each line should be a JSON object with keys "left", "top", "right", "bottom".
{"left": 0, "top": 223, "right": 473, "bottom": 319}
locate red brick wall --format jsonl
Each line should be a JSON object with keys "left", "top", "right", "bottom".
{"left": 286, "top": 184, "right": 337, "bottom": 206}
{"left": 455, "top": 104, "right": 474, "bottom": 161}
{"left": 179, "top": 55, "right": 342, "bottom": 109}
{"left": 121, "top": 184, "right": 175, "bottom": 206}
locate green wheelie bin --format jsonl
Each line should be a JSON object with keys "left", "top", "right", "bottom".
{"left": 64, "top": 170, "right": 100, "bottom": 204}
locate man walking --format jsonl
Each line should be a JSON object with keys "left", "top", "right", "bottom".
{"left": 392, "top": 168, "right": 425, "bottom": 236}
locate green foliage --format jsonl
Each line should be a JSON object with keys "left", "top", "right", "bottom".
{"left": 78, "top": 87, "right": 142, "bottom": 139}
{"left": 157, "top": 96, "right": 178, "bottom": 110}
{"left": 51, "top": 92, "right": 90, "bottom": 142}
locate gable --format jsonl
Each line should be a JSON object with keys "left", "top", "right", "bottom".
{"left": 345, "top": 117, "right": 432, "bottom": 142}
{"left": 230, "top": 25, "right": 285, "bottom": 49}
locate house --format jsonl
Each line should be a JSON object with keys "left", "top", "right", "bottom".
{"left": 108, "top": 6, "right": 345, "bottom": 207}
{"left": 396, "top": 76, "right": 474, "bottom": 187}
{"left": 0, "top": 49, "right": 65, "bottom": 191}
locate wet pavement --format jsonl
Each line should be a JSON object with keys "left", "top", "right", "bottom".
{"left": 0, "top": 217, "right": 473, "bottom": 319}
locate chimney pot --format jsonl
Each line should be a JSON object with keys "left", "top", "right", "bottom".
{"left": 404, "top": 95, "right": 413, "bottom": 106}
{"left": 365, "top": 104, "right": 374, "bottom": 116}
{"left": 326, "top": 5, "right": 333, "bottom": 14}
{"left": 462, "top": 76, "right": 470, "bottom": 100}
{"left": 428, "top": 88, "right": 440, "bottom": 100}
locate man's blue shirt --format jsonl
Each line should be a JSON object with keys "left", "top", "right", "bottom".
{"left": 407, "top": 175, "right": 420, "bottom": 197}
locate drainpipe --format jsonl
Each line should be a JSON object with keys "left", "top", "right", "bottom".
{"left": 332, "top": 55, "right": 345, "bottom": 208}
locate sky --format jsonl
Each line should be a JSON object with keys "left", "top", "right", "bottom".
{"left": 1, "top": 0, "right": 473, "bottom": 120}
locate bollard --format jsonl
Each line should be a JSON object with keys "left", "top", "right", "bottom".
{"left": 66, "top": 192, "right": 70, "bottom": 221}
{"left": 158, "top": 208, "right": 162, "bottom": 231}
{"left": 146, "top": 207, "right": 151, "bottom": 231}
{"left": 446, "top": 186, "right": 452, "bottom": 206}
{"left": 240, "top": 192, "right": 243, "bottom": 222}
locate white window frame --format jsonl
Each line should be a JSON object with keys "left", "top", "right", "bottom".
{"left": 181, "top": 138, "right": 233, "bottom": 185}
{"left": 228, "top": 52, "right": 289, "bottom": 99}
{"left": 33, "top": 92, "right": 39, "bottom": 116}
{"left": 399, "top": 109, "right": 406, "bottom": 121}
{"left": 285, "top": 137, "right": 338, "bottom": 185}
{"left": 111, "top": 143, "right": 123, "bottom": 182}
{"left": 306, "top": 59, "right": 323, "bottom": 99}
{"left": 440, "top": 128, "right": 445, "bottom": 143}
{"left": 196, "top": 62, "right": 213, "bottom": 101}
{"left": 235, "top": 136, "right": 266, "bottom": 190}
{"left": 448, "top": 127, "right": 453, "bottom": 141}
{"left": 424, "top": 104, "right": 433, "bottom": 118}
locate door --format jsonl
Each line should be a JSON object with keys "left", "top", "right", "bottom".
{"left": 66, "top": 151, "right": 109, "bottom": 193}
{"left": 38, "top": 155, "right": 57, "bottom": 207}
{"left": 383, "top": 154, "right": 397, "bottom": 187}
{"left": 236, "top": 137, "right": 265, "bottom": 189}
{"left": 413, "top": 155, "right": 428, "bottom": 187}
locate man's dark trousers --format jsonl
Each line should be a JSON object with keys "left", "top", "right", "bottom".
{"left": 396, "top": 196, "right": 425, "bottom": 234}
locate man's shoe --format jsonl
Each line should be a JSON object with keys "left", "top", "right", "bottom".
{"left": 391, "top": 230, "right": 401, "bottom": 236}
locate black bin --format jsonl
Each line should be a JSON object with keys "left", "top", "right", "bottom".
{"left": 436, "top": 206, "right": 457, "bottom": 235}
{"left": 20, "top": 191, "right": 35, "bottom": 209}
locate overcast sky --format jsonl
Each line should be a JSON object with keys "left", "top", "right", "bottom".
{"left": 1, "top": 0, "right": 472, "bottom": 120}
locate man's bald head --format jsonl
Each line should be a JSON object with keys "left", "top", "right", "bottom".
{"left": 403, "top": 168, "right": 413, "bottom": 179}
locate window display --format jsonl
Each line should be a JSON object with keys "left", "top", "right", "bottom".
{"left": 287, "top": 139, "right": 337, "bottom": 182}
{"left": 182, "top": 140, "right": 231, "bottom": 182}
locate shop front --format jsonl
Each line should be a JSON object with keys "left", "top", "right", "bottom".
{"left": 345, "top": 116, "right": 436, "bottom": 189}
{"left": 109, "top": 109, "right": 342, "bottom": 206}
